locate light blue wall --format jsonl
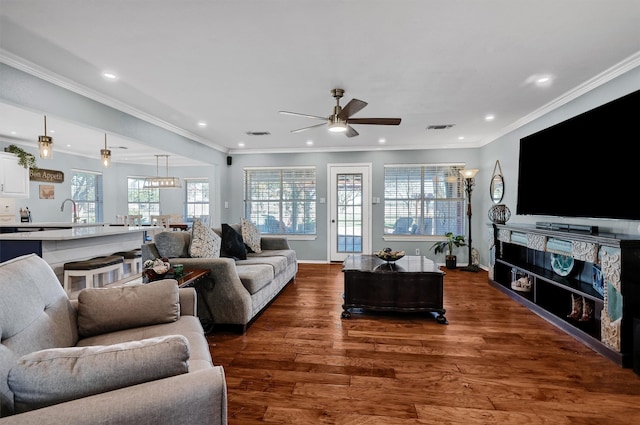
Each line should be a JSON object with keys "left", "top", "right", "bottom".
{"left": 0, "top": 143, "right": 221, "bottom": 225}
{"left": 477, "top": 65, "right": 640, "bottom": 265}
{"left": 3, "top": 62, "right": 640, "bottom": 264}
{"left": 228, "top": 149, "right": 481, "bottom": 262}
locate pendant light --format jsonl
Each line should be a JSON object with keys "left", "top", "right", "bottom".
{"left": 100, "top": 133, "right": 111, "bottom": 168}
{"left": 143, "top": 155, "right": 182, "bottom": 188}
{"left": 38, "top": 115, "right": 53, "bottom": 159}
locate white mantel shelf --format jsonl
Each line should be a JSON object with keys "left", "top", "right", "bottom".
{"left": 0, "top": 225, "right": 160, "bottom": 241}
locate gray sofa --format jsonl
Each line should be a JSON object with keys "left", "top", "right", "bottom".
{"left": 0, "top": 253, "right": 227, "bottom": 425}
{"left": 141, "top": 223, "right": 297, "bottom": 332}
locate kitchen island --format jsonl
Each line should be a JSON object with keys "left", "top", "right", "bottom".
{"left": 0, "top": 222, "right": 109, "bottom": 232}
{"left": 0, "top": 225, "right": 159, "bottom": 282}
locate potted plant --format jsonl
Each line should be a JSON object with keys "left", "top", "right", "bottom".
{"left": 4, "top": 144, "right": 38, "bottom": 170}
{"left": 431, "top": 232, "right": 466, "bottom": 269}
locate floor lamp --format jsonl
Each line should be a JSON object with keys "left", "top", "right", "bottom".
{"left": 460, "top": 168, "right": 479, "bottom": 272}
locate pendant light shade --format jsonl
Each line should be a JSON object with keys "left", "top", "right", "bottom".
{"left": 143, "top": 155, "right": 182, "bottom": 188}
{"left": 38, "top": 115, "right": 53, "bottom": 159}
{"left": 100, "top": 133, "right": 111, "bottom": 168}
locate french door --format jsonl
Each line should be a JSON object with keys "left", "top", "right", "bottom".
{"left": 328, "top": 164, "right": 372, "bottom": 262}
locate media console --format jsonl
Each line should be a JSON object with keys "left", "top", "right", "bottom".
{"left": 488, "top": 223, "right": 640, "bottom": 367}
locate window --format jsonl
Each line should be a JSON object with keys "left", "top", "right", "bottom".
{"left": 185, "top": 178, "right": 209, "bottom": 223}
{"left": 383, "top": 164, "right": 465, "bottom": 236}
{"left": 127, "top": 177, "right": 160, "bottom": 224}
{"left": 71, "top": 170, "right": 103, "bottom": 223}
{"left": 244, "top": 167, "right": 316, "bottom": 235}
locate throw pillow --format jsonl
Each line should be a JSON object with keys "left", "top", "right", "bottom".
{"left": 77, "top": 279, "right": 180, "bottom": 338}
{"left": 241, "top": 217, "right": 262, "bottom": 253}
{"left": 189, "top": 219, "right": 221, "bottom": 258}
{"left": 155, "top": 231, "right": 190, "bottom": 258}
{"left": 221, "top": 223, "right": 247, "bottom": 260}
{"left": 8, "top": 335, "right": 190, "bottom": 413}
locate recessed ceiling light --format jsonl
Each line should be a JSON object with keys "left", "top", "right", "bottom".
{"left": 10, "top": 131, "right": 16, "bottom": 135}
{"left": 102, "top": 72, "right": 117, "bottom": 80}
{"left": 238, "top": 142, "right": 245, "bottom": 147}
{"left": 66, "top": 144, "right": 71, "bottom": 147}
{"left": 197, "top": 121, "right": 207, "bottom": 127}
{"left": 378, "top": 138, "right": 386, "bottom": 144}
{"left": 485, "top": 114, "right": 495, "bottom": 122}
{"left": 306, "top": 140, "right": 313, "bottom": 146}
{"left": 525, "top": 73, "right": 554, "bottom": 87}
{"left": 458, "top": 136, "right": 465, "bottom": 140}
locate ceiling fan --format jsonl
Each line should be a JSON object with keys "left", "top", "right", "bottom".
{"left": 279, "top": 88, "right": 401, "bottom": 138}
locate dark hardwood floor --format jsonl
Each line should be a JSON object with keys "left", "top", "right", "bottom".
{"left": 208, "top": 263, "right": 640, "bottom": 424}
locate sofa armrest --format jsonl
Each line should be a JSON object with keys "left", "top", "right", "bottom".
{"left": 0, "top": 367, "right": 227, "bottom": 425}
{"left": 178, "top": 287, "right": 197, "bottom": 316}
{"left": 167, "top": 257, "right": 252, "bottom": 325}
{"left": 260, "top": 236, "right": 290, "bottom": 250}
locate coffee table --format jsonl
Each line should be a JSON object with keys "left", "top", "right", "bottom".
{"left": 341, "top": 254, "right": 447, "bottom": 324}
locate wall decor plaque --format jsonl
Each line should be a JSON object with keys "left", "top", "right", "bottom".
{"left": 29, "top": 168, "right": 64, "bottom": 183}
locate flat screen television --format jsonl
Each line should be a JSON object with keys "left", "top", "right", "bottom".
{"left": 517, "top": 88, "right": 640, "bottom": 221}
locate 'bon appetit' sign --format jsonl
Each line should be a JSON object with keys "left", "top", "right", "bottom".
{"left": 29, "top": 168, "right": 64, "bottom": 183}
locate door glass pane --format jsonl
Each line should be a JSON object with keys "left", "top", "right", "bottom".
{"left": 336, "top": 173, "right": 362, "bottom": 253}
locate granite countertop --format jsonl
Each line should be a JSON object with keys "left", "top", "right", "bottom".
{"left": 0, "top": 225, "right": 160, "bottom": 241}
{"left": 0, "top": 222, "right": 108, "bottom": 228}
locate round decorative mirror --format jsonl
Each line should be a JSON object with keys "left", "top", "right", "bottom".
{"left": 490, "top": 160, "right": 504, "bottom": 204}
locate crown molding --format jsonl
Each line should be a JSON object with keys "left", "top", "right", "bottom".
{"left": 479, "top": 51, "right": 640, "bottom": 146}
{"left": 0, "top": 49, "right": 228, "bottom": 154}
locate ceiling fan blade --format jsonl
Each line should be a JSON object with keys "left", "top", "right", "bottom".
{"left": 291, "top": 122, "right": 327, "bottom": 133}
{"left": 345, "top": 126, "right": 359, "bottom": 138}
{"left": 337, "top": 99, "right": 368, "bottom": 120}
{"left": 279, "top": 111, "right": 327, "bottom": 120}
{"left": 347, "top": 118, "right": 402, "bottom": 126}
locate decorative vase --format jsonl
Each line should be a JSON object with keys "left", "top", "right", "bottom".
{"left": 488, "top": 204, "right": 511, "bottom": 224}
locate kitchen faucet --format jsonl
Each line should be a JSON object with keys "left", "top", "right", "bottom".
{"left": 60, "top": 198, "right": 79, "bottom": 223}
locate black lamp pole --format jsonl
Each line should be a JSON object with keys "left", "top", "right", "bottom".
{"left": 460, "top": 169, "right": 479, "bottom": 272}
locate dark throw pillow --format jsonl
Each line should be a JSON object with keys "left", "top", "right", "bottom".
{"left": 221, "top": 223, "right": 247, "bottom": 260}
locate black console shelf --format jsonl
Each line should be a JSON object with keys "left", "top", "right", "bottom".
{"left": 489, "top": 223, "right": 640, "bottom": 368}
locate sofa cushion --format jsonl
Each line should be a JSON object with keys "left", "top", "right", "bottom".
{"left": 235, "top": 264, "right": 275, "bottom": 294}
{"left": 77, "top": 280, "right": 180, "bottom": 338}
{"left": 155, "top": 231, "right": 191, "bottom": 258}
{"left": 221, "top": 223, "right": 247, "bottom": 260}
{"left": 237, "top": 255, "right": 288, "bottom": 276}
{"left": 8, "top": 335, "right": 190, "bottom": 413}
{"left": 189, "top": 219, "right": 221, "bottom": 258}
{"left": 241, "top": 217, "right": 262, "bottom": 253}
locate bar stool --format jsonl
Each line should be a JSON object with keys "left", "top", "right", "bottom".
{"left": 63, "top": 255, "right": 125, "bottom": 295}
{"left": 112, "top": 249, "right": 142, "bottom": 276}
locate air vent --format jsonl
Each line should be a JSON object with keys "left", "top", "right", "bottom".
{"left": 426, "top": 124, "right": 455, "bottom": 130}
{"left": 245, "top": 131, "right": 271, "bottom": 136}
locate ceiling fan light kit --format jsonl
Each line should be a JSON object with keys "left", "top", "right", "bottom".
{"left": 280, "top": 88, "right": 401, "bottom": 138}
{"left": 328, "top": 120, "right": 348, "bottom": 133}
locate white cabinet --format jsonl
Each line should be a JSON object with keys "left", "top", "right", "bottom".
{"left": 0, "top": 152, "right": 30, "bottom": 198}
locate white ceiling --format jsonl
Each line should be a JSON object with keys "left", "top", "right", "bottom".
{"left": 1, "top": 0, "right": 640, "bottom": 166}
